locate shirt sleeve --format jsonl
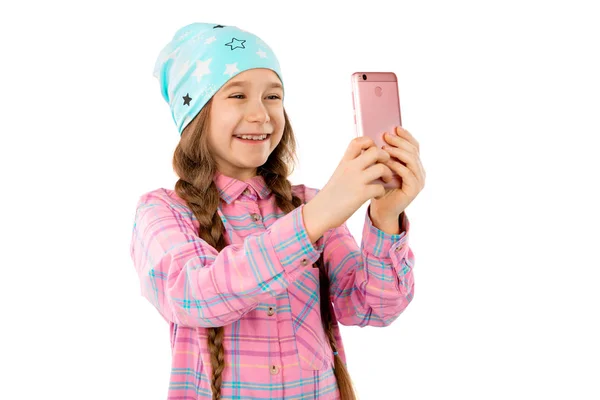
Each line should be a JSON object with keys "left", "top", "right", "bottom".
{"left": 323, "top": 204, "right": 415, "bottom": 327}
{"left": 129, "top": 191, "right": 324, "bottom": 328}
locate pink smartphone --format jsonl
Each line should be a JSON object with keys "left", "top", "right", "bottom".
{"left": 351, "top": 72, "right": 403, "bottom": 189}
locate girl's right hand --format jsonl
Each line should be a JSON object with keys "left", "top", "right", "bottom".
{"left": 302, "top": 136, "right": 394, "bottom": 240}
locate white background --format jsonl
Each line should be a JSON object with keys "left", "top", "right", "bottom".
{"left": 1, "top": 0, "right": 599, "bottom": 399}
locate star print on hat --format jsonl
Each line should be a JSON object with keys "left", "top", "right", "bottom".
{"left": 225, "top": 38, "right": 246, "bottom": 50}
{"left": 153, "top": 23, "right": 284, "bottom": 135}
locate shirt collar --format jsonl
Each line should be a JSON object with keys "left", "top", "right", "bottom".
{"left": 214, "top": 171, "right": 272, "bottom": 204}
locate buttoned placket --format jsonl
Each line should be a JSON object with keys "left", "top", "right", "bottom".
{"left": 241, "top": 188, "right": 282, "bottom": 381}
{"left": 393, "top": 236, "right": 408, "bottom": 255}
{"left": 241, "top": 186, "right": 263, "bottom": 226}
{"left": 266, "top": 299, "right": 281, "bottom": 379}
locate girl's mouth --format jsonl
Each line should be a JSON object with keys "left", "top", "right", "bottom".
{"left": 234, "top": 134, "right": 271, "bottom": 143}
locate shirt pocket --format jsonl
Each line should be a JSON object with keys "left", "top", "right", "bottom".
{"left": 289, "top": 266, "right": 330, "bottom": 371}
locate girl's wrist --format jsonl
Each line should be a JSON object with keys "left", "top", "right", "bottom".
{"left": 369, "top": 206, "right": 401, "bottom": 235}
{"left": 302, "top": 199, "right": 331, "bottom": 243}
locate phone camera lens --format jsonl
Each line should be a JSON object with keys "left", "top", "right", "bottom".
{"left": 362, "top": 74, "right": 367, "bottom": 80}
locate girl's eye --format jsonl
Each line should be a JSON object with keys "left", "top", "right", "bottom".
{"left": 229, "top": 94, "right": 281, "bottom": 100}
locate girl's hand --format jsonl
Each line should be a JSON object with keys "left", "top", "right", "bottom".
{"left": 370, "top": 126, "right": 426, "bottom": 226}
{"left": 307, "top": 136, "right": 395, "bottom": 232}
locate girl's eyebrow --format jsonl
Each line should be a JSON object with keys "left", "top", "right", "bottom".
{"left": 222, "top": 81, "right": 283, "bottom": 90}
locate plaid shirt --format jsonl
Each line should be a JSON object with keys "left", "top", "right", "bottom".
{"left": 130, "top": 171, "right": 415, "bottom": 399}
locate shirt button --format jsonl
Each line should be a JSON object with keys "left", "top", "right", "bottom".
{"left": 395, "top": 243, "right": 404, "bottom": 252}
{"left": 251, "top": 213, "right": 261, "bottom": 221}
{"left": 270, "top": 365, "right": 280, "bottom": 375}
{"left": 300, "top": 258, "right": 308, "bottom": 266}
{"left": 243, "top": 189, "right": 251, "bottom": 196}
{"left": 267, "top": 306, "right": 275, "bottom": 316}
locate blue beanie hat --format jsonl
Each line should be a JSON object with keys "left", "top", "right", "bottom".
{"left": 153, "top": 22, "right": 284, "bottom": 135}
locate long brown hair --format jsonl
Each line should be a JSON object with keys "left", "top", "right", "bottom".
{"left": 171, "top": 98, "right": 357, "bottom": 399}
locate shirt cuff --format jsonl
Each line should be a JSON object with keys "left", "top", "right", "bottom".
{"left": 362, "top": 206, "right": 409, "bottom": 258}
{"left": 266, "top": 204, "right": 325, "bottom": 281}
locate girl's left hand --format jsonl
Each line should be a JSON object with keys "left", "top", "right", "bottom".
{"left": 370, "top": 126, "right": 426, "bottom": 222}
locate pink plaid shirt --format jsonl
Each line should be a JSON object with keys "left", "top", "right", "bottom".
{"left": 130, "top": 171, "right": 415, "bottom": 399}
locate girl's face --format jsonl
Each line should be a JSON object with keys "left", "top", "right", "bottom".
{"left": 207, "top": 68, "right": 285, "bottom": 181}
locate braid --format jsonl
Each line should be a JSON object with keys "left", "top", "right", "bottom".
{"left": 174, "top": 179, "right": 227, "bottom": 399}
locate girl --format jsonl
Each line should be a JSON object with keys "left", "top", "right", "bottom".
{"left": 130, "top": 22, "right": 425, "bottom": 400}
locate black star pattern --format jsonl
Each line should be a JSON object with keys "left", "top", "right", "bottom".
{"left": 225, "top": 37, "right": 246, "bottom": 50}
{"left": 213, "top": 25, "right": 225, "bottom": 29}
{"left": 183, "top": 93, "right": 192, "bottom": 106}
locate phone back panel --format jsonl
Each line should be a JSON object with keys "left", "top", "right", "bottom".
{"left": 351, "top": 72, "right": 403, "bottom": 188}
{"left": 351, "top": 72, "right": 402, "bottom": 147}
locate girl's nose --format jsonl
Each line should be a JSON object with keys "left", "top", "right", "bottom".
{"left": 246, "top": 101, "right": 270, "bottom": 123}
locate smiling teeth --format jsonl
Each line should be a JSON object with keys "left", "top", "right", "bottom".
{"left": 236, "top": 135, "right": 268, "bottom": 140}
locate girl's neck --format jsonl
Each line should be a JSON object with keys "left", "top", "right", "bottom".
{"left": 216, "top": 169, "right": 258, "bottom": 182}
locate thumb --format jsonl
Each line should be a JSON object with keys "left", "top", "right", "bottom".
{"left": 342, "top": 136, "right": 375, "bottom": 162}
